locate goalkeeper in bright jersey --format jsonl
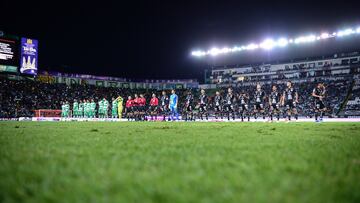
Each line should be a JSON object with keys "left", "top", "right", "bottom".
{"left": 111, "top": 97, "right": 118, "bottom": 118}
{"left": 73, "top": 99, "right": 79, "bottom": 117}
{"left": 117, "top": 96, "right": 124, "bottom": 118}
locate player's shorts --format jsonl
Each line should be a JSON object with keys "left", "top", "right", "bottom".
{"left": 254, "top": 103, "right": 264, "bottom": 110}
{"left": 270, "top": 103, "right": 280, "bottom": 111}
{"left": 169, "top": 106, "right": 177, "bottom": 112}
{"left": 125, "top": 107, "right": 133, "bottom": 114}
{"left": 132, "top": 106, "right": 139, "bottom": 112}
{"left": 138, "top": 106, "right": 146, "bottom": 112}
{"left": 160, "top": 105, "right": 168, "bottom": 114}
{"left": 185, "top": 105, "right": 193, "bottom": 112}
{"left": 223, "top": 104, "right": 234, "bottom": 112}
{"left": 315, "top": 100, "right": 325, "bottom": 110}
{"left": 199, "top": 104, "right": 207, "bottom": 112}
{"left": 149, "top": 105, "right": 158, "bottom": 112}
{"left": 285, "top": 100, "right": 296, "bottom": 110}
{"left": 214, "top": 105, "right": 222, "bottom": 112}
{"left": 239, "top": 104, "right": 248, "bottom": 111}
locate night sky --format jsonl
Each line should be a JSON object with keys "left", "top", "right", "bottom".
{"left": 2, "top": 0, "right": 360, "bottom": 81}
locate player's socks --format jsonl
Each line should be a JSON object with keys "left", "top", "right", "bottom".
{"left": 320, "top": 112, "right": 323, "bottom": 121}
{"left": 295, "top": 114, "right": 298, "bottom": 120}
{"left": 288, "top": 115, "right": 291, "bottom": 121}
{"left": 270, "top": 114, "right": 273, "bottom": 121}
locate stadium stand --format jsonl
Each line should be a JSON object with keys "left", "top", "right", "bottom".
{"left": 1, "top": 52, "right": 360, "bottom": 119}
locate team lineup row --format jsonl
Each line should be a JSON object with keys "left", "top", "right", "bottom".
{"left": 61, "top": 81, "right": 327, "bottom": 122}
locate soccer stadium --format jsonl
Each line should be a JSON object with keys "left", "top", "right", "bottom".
{"left": 1, "top": 2, "right": 360, "bottom": 203}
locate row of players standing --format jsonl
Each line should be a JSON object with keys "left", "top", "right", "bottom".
{"left": 61, "top": 81, "right": 326, "bottom": 122}
{"left": 61, "top": 97, "right": 123, "bottom": 118}
{"left": 181, "top": 81, "right": 326, "bottom": 122}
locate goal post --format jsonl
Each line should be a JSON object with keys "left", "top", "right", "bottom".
{"left": 34, "top": 109, "right": 62, "bottom": 117}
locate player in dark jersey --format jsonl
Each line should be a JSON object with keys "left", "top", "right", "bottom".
{"left": 183, "top": 90, "right": 194, "bottom": 121}
{"left": 160, "top": 91, "right": 169, "bottom": 121}
{"left": 198, "top": 89, "right": 209, "bottom": 120}
{"left": 312, "top": 82, "right": 326, "bottom": 122}
{"left": 281, "top": 81, "right": 299, "bottom": 121}
{"left": 238, "top": 90, "right": 250, "bottom": 121}
{"left": 269, "top": 85, "right": 281, "bottom": 121}
{"left": 253, "top": 84, "right": 266, "bottom": 120}
{"left": 125, "top": 96, "right": 134, "bottom": 121}
{"left": 149, "top": 93, "right": 159, "bottom": 121}
{"left": 224, "top": 88, "right": 236, "bottom": 120}
{"left": 214, "top": 91, "right": 223, "bottom": 119}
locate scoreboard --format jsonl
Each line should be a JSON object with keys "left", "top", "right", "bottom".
{"left": 0, "top": 37, "right": 19, "bottom": 73}
{"left": 0, "top": 35, "right": 38, "bottom": 75}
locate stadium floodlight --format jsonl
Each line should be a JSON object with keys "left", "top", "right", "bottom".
{"left": 337, "top": 28, "right": 355, "bottom": 37}
{"left": 245, "top": 43, "right": 259, "bottom": 50}
{"left": 209, "top": 48, "right": 221, "bottom": 56}
{"left": 191, "top": 50, "right": 206, "bottom": 57}
{"left": 260, "top": 39, "right": 276, "bottom": 50}
{"left": 231, "top": 46, "right": 243, "bottom": 52}
{"left": 191, "top": 25, "right": 360, "bottom": 57}
{"left": 356, "top": 27, "right": 360, "bottom": 33}
{"left": 294, "top": 35, "right": 316, "bottom": 44}
{"left": 277, "top": 38, "right": 288, "bottom": 47}
{"left": 320, "top": 33, "right": 330, "bottom": 39}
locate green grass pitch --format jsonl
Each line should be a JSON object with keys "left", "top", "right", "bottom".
{"left": 0, "top": 122, "right": 360, "bottom": 203}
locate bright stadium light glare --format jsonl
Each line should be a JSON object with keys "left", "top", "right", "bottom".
{"left": 221, "top": 47, "right": 231, "bottom": 54}
{"left": 245, "top": 43, "right": 259, "bottom": 50}
{"left": 191, "top": 51, "right": 205, "bottom": 57}
{"left": 320, "top": 33, "right": 330, "bottom": 39}
{"left": 209, "top": 48, "right": 220, "bottom": 56}
{"left": 231, "top": 46, "right": 243, "bottom": 52}
{"left": 277, "top": 38, "right": 288, "bottom": 47}
{"left": 337, "top": 28, "right": 354, "bottom": 37}
{"left": 294, "top": 35, "right": 316, "bottom": 44}
{"left": 190, "top": 25, "right": 360, "bottom": 57}
{"left": 260, "top": 39, "right": 276, "bottom": 50}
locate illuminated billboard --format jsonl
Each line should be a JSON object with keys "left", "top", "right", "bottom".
{"left": 20, "top": 38, "right": 38, "bottom": 75}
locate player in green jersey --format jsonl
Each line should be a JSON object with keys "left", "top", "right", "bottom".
{"left": 73, "top": 99, "right": 79, "bottom": 117}
{"left": 90, "top": 99, "right": 96, "bottom": 118}
{"left": 98, "top": 99, "right": 104, "bottom": 118}
{"left": 64, "top": 101, "right": 70, "bottom": 118}
{"left": 78, "top": 100, "right": 84, "bottom": 118}
{"left": 103, "top": 98, "right": 109, "bottom": 118}
{"left": 85, "top": 99, "right": 91, "bottom": 118}
{"left": 61, "top": 102, "right": 65, "bottom": 117}
{"left": 111, "top": 97, "right": 118, "bottom": 118}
